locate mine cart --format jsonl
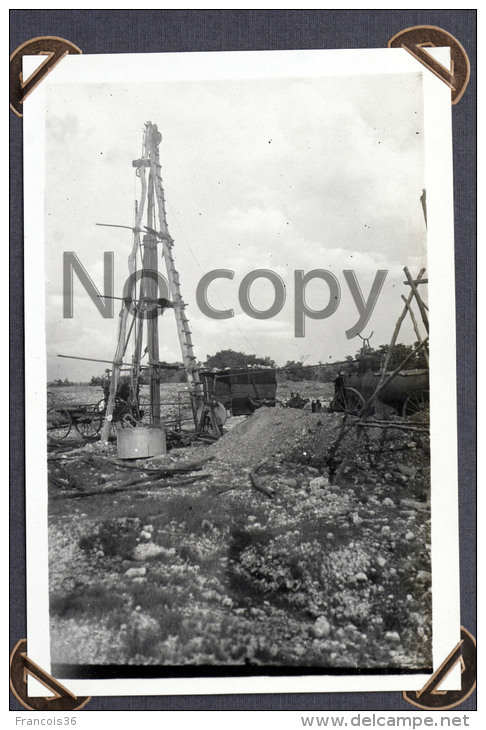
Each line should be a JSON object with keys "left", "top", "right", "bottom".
{"left": 331, "top": 355, "right": 429, "bottom": 417}
{"left": 200, "top": 368, "right": 278, "bottom": 416}
{"left": 47, "top": 403, "right": 102, "bottom": 441}
{"left": 46, "top": 393, "right": 151, "bottom": 442}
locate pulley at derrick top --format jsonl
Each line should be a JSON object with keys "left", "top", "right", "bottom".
{"left": 151, "top": 128, "right": 162, "bottom": 145}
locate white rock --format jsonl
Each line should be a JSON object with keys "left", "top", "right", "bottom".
{"left": 312, "top": 616, "right": 331, "bottom": 638}
{"left": 280, "top": 477, "right": 298, "bottom": 487}
{"left": 293, "top": 644, "right": 307, "bottom": 657}
{"left": 133, "top": 542, "right": 165, "bottom": 560}
{"left": 125, "top": 566, "right": 147, "bottom": 578}
{"left": 309, "top": 476, "right": 329, "bottom": 489}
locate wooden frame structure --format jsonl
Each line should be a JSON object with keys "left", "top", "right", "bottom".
{"left": 358, "top": 267, "right": 430, "bottom": 420}
{"left": 100, "top": 123, "right": 203, "bottom": 443}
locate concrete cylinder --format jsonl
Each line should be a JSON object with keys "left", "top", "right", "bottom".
{"left": 117, "top": 427, "right": 166, "bottom": 459}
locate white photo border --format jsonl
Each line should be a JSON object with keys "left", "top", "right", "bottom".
{"left": 23, "top": 46, "right": 459, "bottom": 697}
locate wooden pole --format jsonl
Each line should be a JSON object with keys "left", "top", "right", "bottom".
{"left": 401, "top": 294, "right": 429, "bottom": 367}
{"left": 58, "top": 354, "right": 130, "bottom": 366}
{"left": 99, "top": 305, "right": 129, "bottom": 443}
{"left": 142, "top": 233, "right": 161, "bottom": 425}
{"left": 131, "top": 200, "right": 145, "bottom": 385}
{"left": 379, "top": 268, "right": 426, "bottom": 377}
{"left": 356, "top": 422, "right": 429, "bottom": 433}
{"left": 148, "top": 122, "right": 204, "bottom": 426}
{"left": 99, "top": 158, "right": 147, "bottom": 443}
{"left": 404, "top": 266, "right": 429, "bottom": 334}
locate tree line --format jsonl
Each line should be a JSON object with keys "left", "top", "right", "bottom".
{"left": 85, "top": 342, "right": 427, "bottom": 386}
{"left": 204, "top": 344, "right": 427, "bottom": 382}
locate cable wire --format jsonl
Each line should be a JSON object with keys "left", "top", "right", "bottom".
{"left": 166, "top": 200, "right": 263, "bottom": 357}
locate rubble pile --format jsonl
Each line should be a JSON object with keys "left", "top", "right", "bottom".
{"left": 209, "top": 406, "right": 344, "bottom": 469}
{"left": 209, "top": 405, "right": 429, "bottom": 500}
{"left": 47, "top": 397, "right": 432, "bottom": 670}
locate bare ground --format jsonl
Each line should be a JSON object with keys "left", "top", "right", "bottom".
{"left": 47, "top": 383, "right": 432, "bottom": 672}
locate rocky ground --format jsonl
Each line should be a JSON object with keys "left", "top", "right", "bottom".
{"left": 47, "top": 385, "right": 432, "bottom": 672}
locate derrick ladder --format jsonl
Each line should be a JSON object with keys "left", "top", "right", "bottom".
{"left": 145, "top": 123, "right": 203, "bottom": 404}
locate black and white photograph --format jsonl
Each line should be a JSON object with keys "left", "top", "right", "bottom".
{"left": 22, "top": 47, "right": 460, "bottom": 696}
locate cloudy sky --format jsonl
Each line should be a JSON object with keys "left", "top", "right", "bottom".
{"left": 44, "top": 70, "right": 427, "bottom": 381}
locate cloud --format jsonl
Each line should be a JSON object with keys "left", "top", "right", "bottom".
{"left": 44, "top": 72, "right": 427, "bottom": 375}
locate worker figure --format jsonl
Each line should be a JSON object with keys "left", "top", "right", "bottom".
{"left": 334, "top": 372, "right": 345, "bottom": 394}
{"left": 101, "top": 369, "right": 111, "bottom": 401}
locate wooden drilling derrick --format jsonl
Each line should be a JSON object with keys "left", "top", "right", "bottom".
{"left": 100, "top": 122, "right": 203, "bottom": 443}
{"left": 146, "top": 124, "right": 203, "bottom": 397}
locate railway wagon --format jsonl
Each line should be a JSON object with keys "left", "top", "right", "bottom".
{"left": 331, "top": 359, "right": 429, "bottom": 417}
{"left": 200, "top": 369, "right": 278, "bottom": 416}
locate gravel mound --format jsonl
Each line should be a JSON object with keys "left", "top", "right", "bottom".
{"left": 209, "top": 406, "right": 345, "bottom": 468}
